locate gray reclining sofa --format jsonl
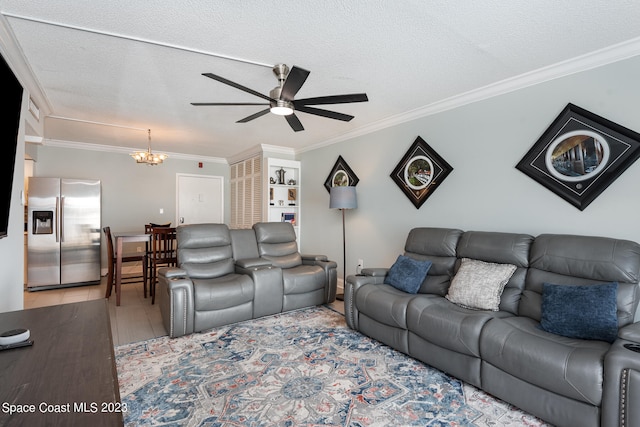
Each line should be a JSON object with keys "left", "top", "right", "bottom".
{"left": 344, "top": 227, "right": 640, "bottom": 427}
{"left": 157, "top": 222, "right": 337, "bottom": 338}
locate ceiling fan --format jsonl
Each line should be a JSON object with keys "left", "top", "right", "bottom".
{"left": 191, "top": 64, "right": 368, "bottom": 132}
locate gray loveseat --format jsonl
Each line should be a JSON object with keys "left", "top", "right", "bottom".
{"left": 157, "top": 222, "right": 337, "bottom": 338}
{"left": 344, "top": 227, "right": 640, "bottom": 427}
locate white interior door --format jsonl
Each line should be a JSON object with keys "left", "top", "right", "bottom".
{"left": 176, "top": 174, "right": 224, "bottom": 226}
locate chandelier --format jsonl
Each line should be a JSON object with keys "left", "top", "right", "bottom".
{"left": 131, "top": 129, "right": 168, "bottom": 165}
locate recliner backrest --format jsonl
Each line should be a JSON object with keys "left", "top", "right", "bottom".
{"left": 253, "top": 222, "right": 302, "bottom": 268}
{"left": 403, "top": 227, "right": 463, "bottom": 296}
{"left": 520, "top": 234, "right": 640, "bottom": 326}
{"left": 177, "top": 223, "right": 235, "bottom": 279}
{"left": 230, "top": 228, "right": 260, "bottom": 261}
{"left": 456, "top": 230, "right": 533, "bottom": 315}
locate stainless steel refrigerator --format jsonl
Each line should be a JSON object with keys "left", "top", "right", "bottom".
{"left": 27, "top": 178, "right": 101, "bottom": 290}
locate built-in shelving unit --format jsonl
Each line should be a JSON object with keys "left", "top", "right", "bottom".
{"left": 265, "top": 158, "right": 301, "bottom": 244}
{"left": 230, "top": 156, "right": 301, "bottom": 245}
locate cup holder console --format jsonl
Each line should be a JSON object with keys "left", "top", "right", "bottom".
{"left": 624, "top": 343, "right": 640, "bottom": 353}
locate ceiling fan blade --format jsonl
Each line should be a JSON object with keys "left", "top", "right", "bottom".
{"left": 294, "top": 93, "right": 368, "bottom": 106}
{"left": 191, "top": 102, "right": 269, "bottom": 106}
{"left": 202, "top": 73, "right": 274, "bottom": 102}
{"left": 280, "top": 66, "right": 310, "bottom": 101}
{"left": 296, "top": 105, "right": 354, "bottom": 122}
{"left": 237, "top": 108, "right": 271, "bottom": 123}
{"left": 285, "top": 113, "right": 304, "bottom": 132}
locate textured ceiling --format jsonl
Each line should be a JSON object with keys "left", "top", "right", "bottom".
{"left": 2, "top": 1, "right": 640, "bottom": 161}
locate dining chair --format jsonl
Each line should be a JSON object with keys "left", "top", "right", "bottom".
{"left": 103, "top": 226, "right": 148, "bottom": 300}
{"left": 149, "top": 226, "right": 177, "bottom": 304}
{"left": 144, "top": 223, "right": 171, "bottom": 293}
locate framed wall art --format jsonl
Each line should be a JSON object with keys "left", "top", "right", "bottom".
{"left": 390, "top": 136, "right": 453, "bottom": 209}
{"left": 516, "top": 103, "right": 640, "bottom": 211}
{"left": 324, "top": 155, "right": 359, "bottom": 193}
{"left": 287, "top": 188, "right": 297, "bottom": 205}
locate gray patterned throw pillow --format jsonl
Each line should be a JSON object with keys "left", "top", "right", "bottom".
{"left": 446, "top": 258, "right": 517, "bottom": 311}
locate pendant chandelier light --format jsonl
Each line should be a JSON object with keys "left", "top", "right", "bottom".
{"left": 131, "top": 129, "right": 167, "bottom": 165}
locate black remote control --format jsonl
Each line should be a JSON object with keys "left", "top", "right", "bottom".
{"left": 0, "top": 339, "right": 33, "bottom": 351}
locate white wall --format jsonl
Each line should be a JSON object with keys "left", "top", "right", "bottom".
{"left": 0, "top": 90, "right": 27, "bottom": 313}
{"left": 0, "top": 137, "right": 230, "bottom": 313}
{"left": 299, "top": 56, "right": 640, "bottom": 288}
{"left": 30, "top": 145, "right": 230, "bottom": 272}
{"left": 4, "top": 51, "right": 640, "bottom": 314}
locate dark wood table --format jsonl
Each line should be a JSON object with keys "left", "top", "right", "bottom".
{"left": 0, "top": 300, "right": 124, "bottom": 426}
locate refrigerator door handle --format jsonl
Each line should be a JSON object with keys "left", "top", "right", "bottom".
{"left": 59, "top": 196, "right": 65, "bottom": 242}
{"left": 55, "top": 196, "right": 60, "bottom": 243}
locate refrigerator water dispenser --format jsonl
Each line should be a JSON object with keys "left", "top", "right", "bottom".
{"left": 32, "top": 211, "right": 53, "bottom": 234}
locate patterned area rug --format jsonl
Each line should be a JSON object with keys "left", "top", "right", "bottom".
{"left": 115, "top": 306, "right": 550, "bottom": 426}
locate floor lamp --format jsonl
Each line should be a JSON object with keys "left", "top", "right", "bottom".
{"left": 330, "top": 185, "right": 357, "bottom": 301}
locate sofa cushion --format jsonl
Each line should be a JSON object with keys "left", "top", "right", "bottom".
{"left": 540, "top": 282, "right": 619, "bottom": 343}
{"left": 177, "top": 223, "right": 236, "bottom": 277}
{"left": 193, "top": 273, "right": 254, "bottom": 311}
{"left": 481, "top": 316, "right": 609, "bottom": 406}
{"left": 384, "top": 255, "right": 432, "bottom": 294}
{"left": 356, "top": 284, "right": 418, "bottom": 330}
{"left": 403, "top": 228, "right": 463, "bottom": 296}
{"left": 182, "top": 257, "right": 235, "bottom": 279}
{"left": 407, "top": 296, "right": 509, "bottom": 357}
{"left": 446, "top": 258, "right": 516, "bottom": 311}
{"left": 254, "top": 222, "right": 303, "bottom": 268}
{"left": 282, "top": 265, "right": 325, "bottom": 294}
{"left": 455, "top": 231, "right": 532, "bottom": 315}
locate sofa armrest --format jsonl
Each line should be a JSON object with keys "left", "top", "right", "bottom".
{"left": 344, "top": 273, "right": 387, "bottom": 330}
{"left": 361, "top": 267, "right": 389, "bottom": 278}
{"left": 235, "top": 264, "right": 284, "bottom": 318}
{"left": 302, "top": 254, "right": 328, "bottom": 262}
{"left": 157, "top": 273, "right": 195, "bottom": 338}
{"left": 302, "top": 257, "right": 338, "bottom": 303}
{"left": 603, "top": 335, "right": 640, "bottom": 427}
{"left": 236, "top": 257, "right": 273, "bottom": 270}
{"left": 158, "top": 266, "right": 187, "bottom": 279}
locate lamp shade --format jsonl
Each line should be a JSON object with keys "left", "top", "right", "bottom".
{"left": 330, "top": 186, "right": 357, "bottom": 209}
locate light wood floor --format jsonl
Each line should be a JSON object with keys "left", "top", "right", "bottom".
{"left": 24, "top": 275, "right": 165, "bottom": 346}
{"left": 24, "top": 275, "right": 345, "bottom": 347}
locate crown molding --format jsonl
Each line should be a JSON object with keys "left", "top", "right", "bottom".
{"left": 226, "top": 143, "right": 296, "bottom": 164}
{"left": 260, "top": 144, "right": 296, "bottom": 157}
{"left": 39, "top": 138, "right": 227, "bottom": 164}
{"left": 301, "top": 36, "right": 640, "bottom": 154}
{"left": 225, "top": 144, "right": 265, "bottom": 164}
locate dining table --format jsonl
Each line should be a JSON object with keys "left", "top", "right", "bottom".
{"left": 112, "top": 231, "right": 150, "bottom": 306}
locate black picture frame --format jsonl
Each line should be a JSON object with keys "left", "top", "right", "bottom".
{"left": 390, "top": 136, "right": 453, "bottom": 209}
{"left": 516, "top": 103, "right": 640, "bottom": 211}
{"left": 324, "top": 155, "right": 359, "bottom": 193}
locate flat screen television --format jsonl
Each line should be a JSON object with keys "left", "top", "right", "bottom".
{"left": 0, "top": 52, "right": 24, "bottom": 239}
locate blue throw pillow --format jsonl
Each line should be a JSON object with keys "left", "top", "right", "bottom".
{"left": 540, "top": 282, "right": 618, "bottom": 343}
{"left": 384, "top": 255, "right": 432, "bottom": 294}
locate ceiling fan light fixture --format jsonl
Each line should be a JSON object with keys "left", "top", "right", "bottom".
{"left": 270, "top": 106, "right": 293, "bottom": 116}
{"left": 193, "top": 64, "right": 368, "bottom": 131}
{"left": 270, "top": 99, "right": 294, "bottom": 116}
